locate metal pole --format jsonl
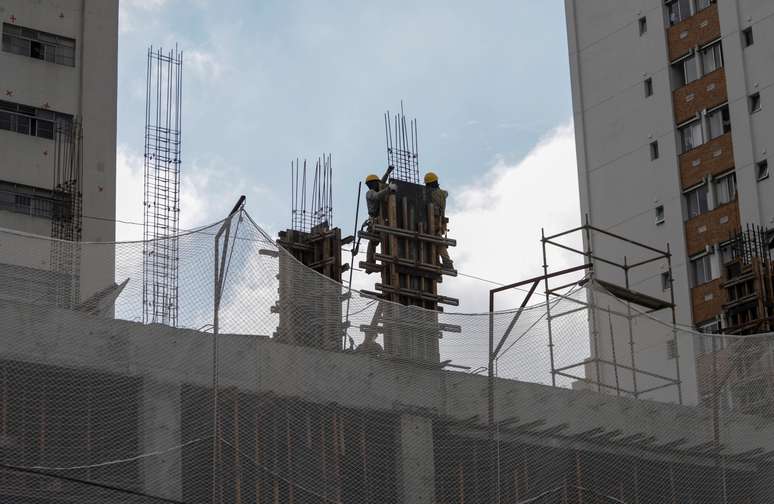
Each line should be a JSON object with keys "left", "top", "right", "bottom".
{"left": 666, "top": 244, "right": 683, "bottom": 404}
{"left": 212, "top": 196, "right": 245, "bottom": 504}
{"left": 487, "top": 289, "right": 496, "bottom": 504}
{"left": 584, "top": 217, "right": 603, "bottom": 392}
{"left": 624, "top": 256, "right": 638, "bottom": 398}
{"left": 344, "top": 182, "right": 363, "bottom": 349}
{"left": 608, "top": 308, "right": 621, "bottom": 396}
{"left": 542, "top": 228, "right": 557, "bottom": 387}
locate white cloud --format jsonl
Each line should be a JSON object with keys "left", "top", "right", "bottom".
{"left": 443, "top": 123, "right": 582, "bottom": 312}
{"left": 115, "top": 146, "right": 145, "bottom": 241}
{"left": 119, "top": 0, "right": 170, "bottom": 34}
{"left": 115, "top": 145, "right": 246, "bottom": 241}
{"left": 186, "top": 49, "right": 225, "bottom": 83}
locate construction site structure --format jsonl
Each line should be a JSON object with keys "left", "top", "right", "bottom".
{"left": 273, "top": 156, "right": 352, "bottom": 351}
{"left": 695, "top": 225, "right": 774, "bottom": 417}
{"left": 142, "top": 46, "right": 183, "bottom": 327}
{"left": 358, "top": 107, "right": 459, "bottom": 363}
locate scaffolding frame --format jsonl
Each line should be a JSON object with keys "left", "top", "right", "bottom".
{"left": 142, "top": 46, "right": 183, "bottom": 326}
{"left": 489, "top": 218, "right": 682, "bottom": 404}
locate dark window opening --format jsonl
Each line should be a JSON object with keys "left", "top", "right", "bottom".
{"left": 639, "top": 17, "right": 648, "bottom": 35}
{"left": 644, "top": 77, "right": 654, "bottom": 97}
{"left": 757, "top": 160, "right": 769, "bottom": 181}
{"left": 0, "top": 99, "right": 71, "bottom": 140}
{"left": 661, "top": 271, "right": 671, "bottom": 290}
{"left": 749, "top": 92, "right": 761, "bottom": 113}
{"left": 1, "top": 23, "right": 75, "bottom": 67}
{"left": 743, "top": 27, "right": 754, "bottom": 47}
{"left": 650, "top": 140, "right": 660, "bottom": 160}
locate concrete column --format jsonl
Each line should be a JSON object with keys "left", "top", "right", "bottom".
{"left": 397, "top": 414, "right": 436, "bottom": 504}
{"left": 141, "top": 379, "right": 183, "bottom": 500}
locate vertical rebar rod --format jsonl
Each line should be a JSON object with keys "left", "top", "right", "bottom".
{"left": 344, "top": 182, "right": 362, "bottom": 349}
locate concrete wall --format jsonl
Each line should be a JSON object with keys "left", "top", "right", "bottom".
{"left": 0, "top": 0, "right": 117, "bottom": 300}
{"left": 2, "top": 299, "right": 774, "bottom": 501}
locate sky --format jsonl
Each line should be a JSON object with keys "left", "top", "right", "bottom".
{"left": 115, "top": 0, "right": 581, "bottom": 312}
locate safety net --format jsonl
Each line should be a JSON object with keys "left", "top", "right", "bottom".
{"left": 0, "top": 209, "right": 772, "bottom": 503}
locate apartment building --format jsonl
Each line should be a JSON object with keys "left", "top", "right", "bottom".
{"left": 566, "top": 0, "right": 774, "bottom": 408}
{"left": 0, "top": 0, "right": 118, "bottom": 305}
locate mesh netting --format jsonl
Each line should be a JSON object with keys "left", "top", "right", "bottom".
{"left": 0, "top": 210, "right": 773, "bottom": 503}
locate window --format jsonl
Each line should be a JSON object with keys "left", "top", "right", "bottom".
{"left": 707, "top": 105, "right": 731, "bottom": 140}
{"left": 720, "top": 241, "right": 735, "bottom": 264}
{"left": 700, "top": 42, "right": 724, "bottom": 75}
{"left": 695, "top": 0, "right": 714, "bottom": 11}
{"left": 679, "top": 119, "right": 703, "bottom": 153}
{"left": 685, "top": 184, "right": 709, "bottom": 218}
{"left": 666, "top": 0, "right": 692, "bottom": 26}
{"left": 2, "top": 23, "right": 76, "bottom": 66}
{"left": 0, "top": 180, "right": 59, "bottom": 218}
{"left": 667, "top": 339, "right": 678, "bottom": 360}
{"left": 742, "top": 27, "right": 754, "bottom": 47}
{"left": 0, "top": 100, "right": 72, "bottom": 140}
{"left": 673, "top": 54, "right": 699, "bottom": 86}
{"left": 661, "top": 271, "right": 672, "bottom": 290}
{"left": 691, "top": 253, "right": 713, "bottom": 286}
{"left": 757, "top": 160, "right": 769, "bottom": 181}
{"left": 749, "top": 93, "right": 761, "bottom": 113}
{"left": 715, "top": 172, "right": 737, "bottom": 205}
{"left": 650, "top": 140, "right": 660, "bottom": 160}
{"left": 639, "top": 17, "right": 648, "bottom": 36}
{"left": 644, "top": 77, "right": 653, "bottom": 97}
{"left": 655, "top": 205, "right": 665, "bottom": 224}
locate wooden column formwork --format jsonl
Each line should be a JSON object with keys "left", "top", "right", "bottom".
{"left": 359, "top": 180, "right": 459, "bottom": 363}
{"left": 274, "top": 225, "right": 351, "bottom": 351}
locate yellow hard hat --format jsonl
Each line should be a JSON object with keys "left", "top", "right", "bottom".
{"left": 365, "top": 174, "right": 380, "bottom": 183}
{"left": 424, "top": 172, "right": 438, "bottom": 184}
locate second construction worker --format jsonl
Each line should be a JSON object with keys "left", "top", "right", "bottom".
{"left": 424, "top": 171, "right": 454, "bottom": 270}
{"left": 362, "top": 168, "right": 396, "bottom": 266}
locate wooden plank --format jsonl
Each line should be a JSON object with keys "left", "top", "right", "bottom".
{"left": 372, "top": 224, "right": 457, "bottom": 246}
{"left": 375, "top": 283, "right": 459, "bottom": 306}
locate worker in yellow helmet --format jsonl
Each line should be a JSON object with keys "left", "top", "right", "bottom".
{"left": 362, "top": 167, "right": 396, "bottom": 266}
{"left": 425, "top": 171, "right": 453, "bottom": 270}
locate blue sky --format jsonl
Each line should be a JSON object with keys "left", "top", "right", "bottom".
{"left": 116, "top": 0, "right": 581, "bottom": 310}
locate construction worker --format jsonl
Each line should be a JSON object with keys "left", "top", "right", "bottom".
{"left": 362, "top": 168, "right": 395, "bottom": 266}
{"left": 425, "top": 171, "right": 453, "bottom": 270}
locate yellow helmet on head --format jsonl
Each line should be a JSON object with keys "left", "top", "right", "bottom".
{"left": 365, "top": 174, "right": 380, "bottom": 183}
{"left": 424, "top": 172, "right": 439, "bottom": 184}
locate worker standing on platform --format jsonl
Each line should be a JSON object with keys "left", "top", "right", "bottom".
{"left": 425, "top": 171, "right": 453, "bottom": 270}
{"left": 362, "top": 168, "right": 395, "bottom": 266}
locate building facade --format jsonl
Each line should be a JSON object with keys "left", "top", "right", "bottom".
{"left": 566, "top": 0, "right": 774, "bottom": 408}
{"left": 0, "top": 0, "right": 118, "bottom": 305}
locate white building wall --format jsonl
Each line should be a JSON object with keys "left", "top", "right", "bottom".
{"left": 0, "top": 0, "right": 117, "bottom": 300}
{"left": 720, "top": 1, "right": 774, "bottom": 227}
{"left": 566, "top": 0, "right": 699, "bottom": 405}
